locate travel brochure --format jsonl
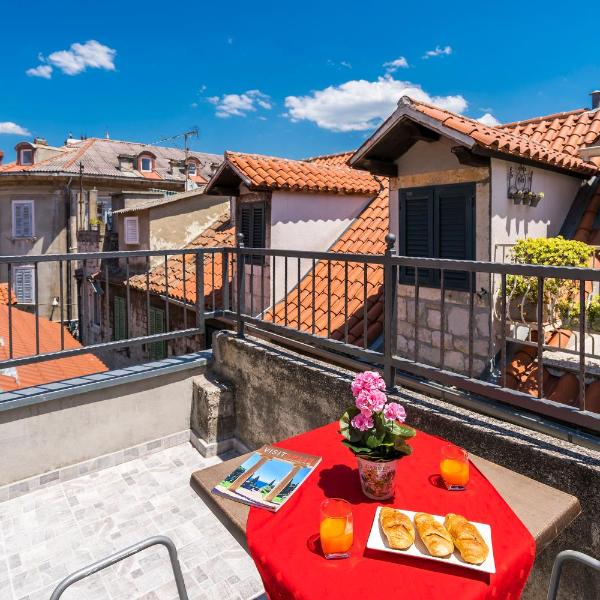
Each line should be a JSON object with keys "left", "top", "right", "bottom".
{"left": 213, "top": 444, "right": 321, "bottom": 511}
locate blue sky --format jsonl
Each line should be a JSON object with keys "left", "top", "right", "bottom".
{"left": 1, "top": 0, "right": 599, "bottom": 160}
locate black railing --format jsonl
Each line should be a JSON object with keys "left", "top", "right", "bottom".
{"left": 1, "top": 240, "right": 600, "bottom": 436}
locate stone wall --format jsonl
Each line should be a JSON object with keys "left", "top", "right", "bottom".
{"left": 212, "top": 331, "right": 600, "bottom": 599}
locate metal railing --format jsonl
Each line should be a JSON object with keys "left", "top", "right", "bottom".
{"left": 1, "top": 239, "right": 600, "bottom": 436}
{"left": 49, "top": 535, "right": 188, "bottom": 600}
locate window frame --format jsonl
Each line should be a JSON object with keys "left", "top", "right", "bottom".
{"left": 12, "top": 200, "right": 35, "bottom": 238}
{"left": 13, "top": 265, "right": 35, "bottom": 304}
{"left": 187, "top": 161, "right": 197, "bottom": 176}
{"left": 139, "top": 156, "right": 153, "bottom": 172}
{"left": 19, "top": 148, "right": 33, "bottom": 166}
{"left": 398, "top": 183, "right": 475, "bottom": 290}
{"left": 123, "top": 216, "right": 140, "bottom": 245}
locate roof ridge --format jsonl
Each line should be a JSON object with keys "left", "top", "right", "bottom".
{"left": 304, "top": 150, "right": 354, "bottom": 162}
{"left": 225, "top": 150, "right": 361, "bottom": 172}
{"left": 63, "top": 137, "right": 98, "bottom": 169}
{"left": 500, "top": 108, "right": 588, "bottom": 128}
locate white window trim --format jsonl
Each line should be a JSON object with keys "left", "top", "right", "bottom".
{"left": 13, "top": 265, "right": 35, "bottom": 305}
{"left": 123, "top": 216, "right": 140, "bottom": 244}
{"left": 19, "top": 148, "right": 33, "bottom": 166}
{"left": 12, "top": 200, "right": 35, "bottom": 238}
{"left": 187, "top": 161, "right": 197, "bottom": 176}
{"left": 140, "top": 156, "right": 153, "bottom": 172}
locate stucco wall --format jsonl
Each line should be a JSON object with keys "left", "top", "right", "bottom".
{"left": 270, "top": 190, "right": 370, "bottom": 301}
{"left": 212, "top": 331, "right": 600, "bottom": 600}
{"left": 490, "top": 158, "right": 582, "bottom": 260}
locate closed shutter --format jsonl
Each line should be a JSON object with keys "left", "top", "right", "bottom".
{"left": 13, "top": 202, "right": 33, "bottom": 238}
{"left": 114, "top": 296, "right": 126, "bottom": 340}
{"left": 399, "top": 188, "right": 434, "bottom": 285}
{"left": 124, "top": 217, "right": 139, "bottom": 244}
{"left": 240, "top": 202, "right": 266, "bottom": 265}
{"left": 148, "top": 307, "right": 166, "bottom": 360}
{"left": 14, "top": 267, "right": 34, "bottom": 304}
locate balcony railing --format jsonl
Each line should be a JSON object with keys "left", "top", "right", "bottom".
{"left": 1, "top": 238, "right": 599, "bottom": 438}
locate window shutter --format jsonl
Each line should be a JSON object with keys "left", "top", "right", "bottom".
{"left": 124, "top": 217, "right": 139, "bottom": 244}
{"left": 14, "top": 202, "right": 33, "bottom": 238}
{"left": 240, "top": 206, "right": 251, "bottom": 247}
{"left": 14, "top": 267, "right": 34, "bottom": 304}
{"left": 399, "top": 188, "right": 434, "bottom": 285}
{"left": 114, "top": 296, "right": 126, "bottom": 340}
{"left": 251, "top": 204, "right": 265, "bottom": 248}
{"left": 148, "top": 307, "right": 166, "bottom": 359}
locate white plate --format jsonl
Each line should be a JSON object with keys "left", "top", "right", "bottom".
{"left": 366, "top": 507, "right": 496, "bottom": 574}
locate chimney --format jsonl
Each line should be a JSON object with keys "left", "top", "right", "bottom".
{"left": 33, "top": 137, "right": 48, "bottom": 146}
{"left": 0, "top": 150, "right": 4, "bottom": 165}
{"left": 591, "top": 90, "right": 600, "bottom": 110}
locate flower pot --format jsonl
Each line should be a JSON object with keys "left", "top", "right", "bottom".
{"left": 356, "top": 455, "right": 399, "bottom": 500}
{"left": 508, "top": 295, "right": 550, "bottom": 324}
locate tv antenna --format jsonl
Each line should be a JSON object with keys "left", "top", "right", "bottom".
{"left": 157, "top": 127, "right": 199, "bottom": 187}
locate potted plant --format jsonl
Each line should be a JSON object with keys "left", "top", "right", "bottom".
{"left": 339, "top": 371, "right": 416, "bottom": 500}
{"left": 557, "top": 296, "right": 600, "bottom": 333}
{"left": 506, "top": 237, "right": 593, "bottom": 324}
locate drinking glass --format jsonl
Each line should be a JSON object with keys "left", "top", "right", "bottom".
{"left": 440, "top": 444, "right": 469, "bottom": 491}
{"left": 319, "top": 498, "right": 353, "bottom": 559}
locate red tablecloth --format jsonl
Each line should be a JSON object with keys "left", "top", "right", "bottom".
{"left": 247, "top": 422, "right": 535, "bottom": 600}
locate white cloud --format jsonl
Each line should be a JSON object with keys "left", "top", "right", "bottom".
{"left": 327, "top": 59, "right": 352, "bottom": 69}
{"left": 477, "top": 112, "right": 501, "bottom": 126}
{"left": 26, "top": 64, "right": 53, "bottom": 79}
{"left": 423, "top": 45, "right": 452, "bottom": 59}
{"left": 0, "top": 122, "right": 31, "bottom": 136}
{"left": 208, "top": 90, "right": 272, "bottom": 118}
{"left": 383, "top": 56, "right": 409, "bottom": 73}
{"left": 26, "top": 40, "right": 116, "bottom": 78}
{"left": 284, "top": 75, "right": 467, "bottom": 132}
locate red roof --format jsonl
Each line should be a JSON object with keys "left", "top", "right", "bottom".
{"left": 0, "top": 306, "right": 107, "bottom": 392}
{"left": 0, "top": 283, "right": 16, "bottom": 305}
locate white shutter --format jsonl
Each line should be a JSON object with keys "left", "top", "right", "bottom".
{"left": 14, "top": 267, "right": 34, "bottom": 304}
{"left": 124, "top": 217, "right": 139, "bottom": 244}
{"left": 13, "top": 201, "right": 34, "bottom": 238}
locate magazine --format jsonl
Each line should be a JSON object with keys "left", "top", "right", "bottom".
{"left": 213, "top": 445, "right": 321, "bottom": 511}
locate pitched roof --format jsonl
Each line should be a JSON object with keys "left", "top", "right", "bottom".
{"left": 268, "top": 177, "right": 388, "bottom": 346}
{"left": 128, "top": 212, "right": 234, "bottom": 307}
{"left": 0, "top": 283, "right": 16, "bottom": 305}
{"left": 351, "top": 96, "right": 599, "bottom": 176}
{"left": 207, "top": 151, "right": 380, "bottom": 195}
{"left": 0, "top": 137, "right": 220, "bottom": 183}
{"left": 305, "top": 151, "right": 354, "bottom": 167}
{"left": 112, "top": 187, "right": 214, "bottom": 216}
{"left": 0, "top": 306, "right": 107, "bottom": 392}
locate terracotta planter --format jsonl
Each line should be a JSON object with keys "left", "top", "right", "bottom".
{"left": 508, "top": 295, "right": 550, "bottom": 324}
{"left": 356, "top": 455, "right": 399, "bottom": 500}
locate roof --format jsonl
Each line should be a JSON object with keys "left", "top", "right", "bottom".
{"left": 128, "top": 212, "right": 235, "bottom": 307}
{"left": 112, "top": 187, "right": 216, "bottom": 216}
{"left": 0, "top": 306, "right": 107, "bottom": 392}
{"left": 206, "top": 151, "right": 380, "bottom": 196}
{"left": 304, "top": 151, "right": 354, "bottom": 166}
{"left": 268, "top": 173, "right": 388, "bottom": 346}
{"left": 350, "top": 96, "right": 599, "bottom": 176}
{"left": 0, "top": 283, "right": 16, "bottom": 305}
{"left": 0, "top": 137, "right": 220, "bottom": 183}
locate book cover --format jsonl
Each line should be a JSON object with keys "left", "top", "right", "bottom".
{"left": 213, "top": 445, "right": 321, "bottom": 511}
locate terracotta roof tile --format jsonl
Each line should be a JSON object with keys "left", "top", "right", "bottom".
{"left": 0, "top": 306, "right": 107, "bottom": 391}
{"left": 223, "top": 151, "right": 379, "bottom": 195}
{"left": 0, "top": 283, "right": 16, "bottom": 305}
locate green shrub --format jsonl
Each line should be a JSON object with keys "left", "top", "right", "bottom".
{"left": 558, "top": 296, "right": 600, "bottom": 331}
{"left": 507, "top": 237, "right": 593, "bottom": 305}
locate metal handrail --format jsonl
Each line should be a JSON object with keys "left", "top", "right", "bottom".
{"left": 49, "top": 535, "right": 189, "bottom": 600}
{"left": 547, "top": 550, "right": 600, "bottom": 600}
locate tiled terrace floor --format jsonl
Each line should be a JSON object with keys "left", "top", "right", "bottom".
{"left": 0, "top": 444, "right": 264, "bottom": 600}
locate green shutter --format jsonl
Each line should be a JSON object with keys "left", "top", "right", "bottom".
{"left": 148, "top": 306, "right": 166, "bottom": 360}
{"left": 114, "top": 297, "right": 126, "bottom": 340}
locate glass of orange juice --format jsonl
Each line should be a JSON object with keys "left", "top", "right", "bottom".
{"left": 319, "top": 498, "right": 353, "bottom": 559}
{"left": 440, "top": 444, "right": 469, "bottom": 491}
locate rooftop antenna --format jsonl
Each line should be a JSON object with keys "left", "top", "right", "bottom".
{"left": 157, "top": 127, "right": 199, "bottom": 189}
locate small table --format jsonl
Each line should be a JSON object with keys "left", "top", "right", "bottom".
{"left": 191, "top": 451, "right": 580, "bottom": 554}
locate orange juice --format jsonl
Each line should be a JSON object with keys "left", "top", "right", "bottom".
{"left": 320, "top": 516, "right": 353, "bottom": 556}
{"left": 320, "top": 498, "right": 353, "bottom": 558}
{"left": 440, "top": 445, "right": 469, "bottom": 490}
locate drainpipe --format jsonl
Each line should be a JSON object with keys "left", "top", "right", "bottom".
{"left": 64, "top": 177, "right": 73, "bottom": 323}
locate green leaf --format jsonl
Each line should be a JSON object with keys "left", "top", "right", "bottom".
{"left": 366, "top": 433, "right": 384, "bottom": 448}
{"left": 395, "top": 424, "right": 417, "bottom": 439}
{"left": 339, "top": 408, "right": 361, "bottom": 442}
{"left": 394, "top": 439, "right": 413, "bottom": 456}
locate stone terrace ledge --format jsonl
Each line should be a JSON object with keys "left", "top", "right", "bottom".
{"left": 204, "top": 331, "right": 600, "bottom": 600}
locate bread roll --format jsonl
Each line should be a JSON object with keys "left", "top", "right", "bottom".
{"left": 379, "top": 508, "right": 415, "bottom": 550}
{"left": 444, "top": 513, "right": 489, "bottom": 564}
{"left": 414, "top": 512, "right": 454, "bottom": 557}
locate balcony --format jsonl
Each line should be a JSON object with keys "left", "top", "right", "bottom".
{"left": 0, "top": 246, "right": 598, "bottom": 599}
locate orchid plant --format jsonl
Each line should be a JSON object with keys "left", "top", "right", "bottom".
{"left": 340, "top": 371, "right": 416, "bottom": 461}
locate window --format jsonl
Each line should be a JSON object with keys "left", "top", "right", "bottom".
{"left": 19, "top": 148, "right": 33, "bottom": 165}
{"left": 399, "top": 184, "right": 474, "bottom": 290}
{"left": 113, "top": 296, "right": 127, "bottom": 340}
{"left": 148, "top": 306, "right": 166, "bottom": 360}
{"left": 12, "top": 200, "right": 34, "bottom": 238}
{"left": 14, "top": 266, "right": 35, "bottom": 304}
{"left": 239, "top": 202, "right": 266, "bottom": 265}
{"left": 123, "top": 216, "right": 139, "bottom": 244}
{"left": 140, "top": 156, "right": 153, "bottom": 172}
{"left": 187, "top": 161, "right": 197, "bottom": 176}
